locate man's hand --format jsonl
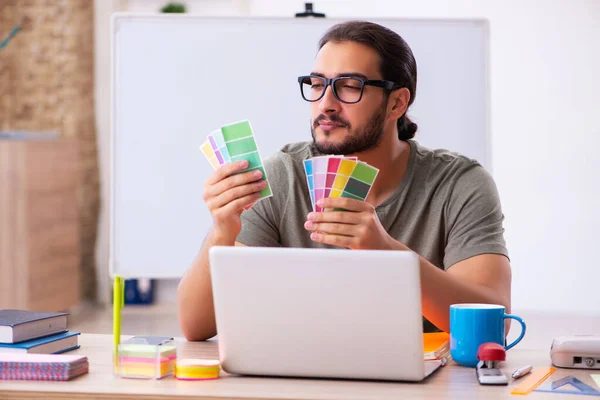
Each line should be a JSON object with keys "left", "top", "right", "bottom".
{"left": 203, "top": 160, "right": 266, "bottom": 241}
{"left": 304, "top": 197, "right": 396, "bottom": 250}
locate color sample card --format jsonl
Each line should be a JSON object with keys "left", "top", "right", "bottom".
{"left": 341, "top": 162, "right": 379, "bottom": 201}
{"left": 200, "top": 120, "right": 272, "bottom": 200}
{"left": 200, "top": 141, "right": 220, "bottom": 169}
{"left": 303, "top": 155, "right": 377, "bottom": 212}
{"left": 324, "top": 156, "right": 342, "bottom": 199}
{"left": 303, "top": 159, "right": 315, "bottom": 211}
{"left": 311, "top": 156, "right": 330, "bottom": 212}
{"left": 208, "top": 129, "right": 231, "bottom": 165}
{"left": 329, "top": 158, "right": 357, "bottom": 199}
{"left": 221, "top": 121, "right": 271, "bottom": 199}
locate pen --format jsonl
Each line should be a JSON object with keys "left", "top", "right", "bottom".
{"left": 512, "top": 365, "right": 533, "bottom": 379}
{"left": 0, "top": 26, "right": 21, "bottom": 50}
{"left": 113, "top": 275, "right": 124, "bottom": 373}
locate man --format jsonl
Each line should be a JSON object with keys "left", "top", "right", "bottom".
{"left": 178, "top": 21, "right": 511, "bottom": 341}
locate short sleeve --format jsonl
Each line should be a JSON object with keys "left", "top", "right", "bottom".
{"left": 443, "top": 164, "right": 509, "bottom": 269}
{"left": 236, "top": 153, "right": 286, "bottom": 247}
{"left": 236, "top": 197, "right": 281, "bottom": 247}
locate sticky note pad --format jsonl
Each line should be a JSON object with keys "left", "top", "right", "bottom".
{"left": 175, "top": 359, "right": 221, "bottom": 380}
{"left": 117, "top": 343, "right": 177, "bottom": 379}
{"left": 221, "top": 120, "right": 272, "bottom": 199}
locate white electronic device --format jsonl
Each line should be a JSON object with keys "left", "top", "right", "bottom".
{"left": 550, "top": 335, "right": 600, "bottom": 369}
{"left": 209, "top": 247, "right": 443, "bottom": 381}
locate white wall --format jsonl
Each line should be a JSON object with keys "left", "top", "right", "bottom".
{"left": 95, "top": 0, "right": 600, "bottom": 313}
{"left": 94, "top": 0, "right": 252, "bottom": 304}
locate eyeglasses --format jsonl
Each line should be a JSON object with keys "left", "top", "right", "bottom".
{"left": 298, "top": 75, "right": 398, "bottom": 104}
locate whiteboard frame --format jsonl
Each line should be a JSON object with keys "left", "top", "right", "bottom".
{"left": 109, "top": 13, "right": 491, "bottom": 279}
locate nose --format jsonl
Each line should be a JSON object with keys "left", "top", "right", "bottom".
{"left": 317, "top": 84, "right": 341, "bottom": 114}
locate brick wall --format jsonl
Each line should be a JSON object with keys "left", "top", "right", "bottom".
{"left": 0, "top": 0, "right": 99, "bottom": 302}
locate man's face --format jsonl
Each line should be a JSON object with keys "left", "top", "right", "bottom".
{"left": 309, "top": 41, "right": 389, "bottom": 155}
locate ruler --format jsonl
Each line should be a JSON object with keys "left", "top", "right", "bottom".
{"left": 510, "top": 367, "right": 556, "bottom": 395}
{"left": 544, "top": 375, "right": 600, "bottom": 395}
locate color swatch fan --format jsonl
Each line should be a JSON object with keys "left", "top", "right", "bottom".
{"left": 200, "top": 120, "right": 272, "bottom": 199}
{"left": 303, "top": 156, "right": 379, "bottom": 212}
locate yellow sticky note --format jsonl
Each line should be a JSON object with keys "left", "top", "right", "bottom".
{"left": 592, "top": 374, "right": 600, "bottom": 388}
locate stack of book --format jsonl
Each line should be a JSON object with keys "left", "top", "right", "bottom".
{"left": 423, "top": 332, "right": 451, "bottom": 361}
{"left": 0, "top": 309, "right": 80, "bottom": 354}
{"left": 0, "top": 353, "right": 89, "bottom": 381}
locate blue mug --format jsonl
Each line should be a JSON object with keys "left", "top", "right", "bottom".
{"left": 450, "top": 303, "right": 526, "bottom": 367}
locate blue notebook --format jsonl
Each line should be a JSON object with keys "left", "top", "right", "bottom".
{"left": 0, "top": 331, "right": 80, "bottom": 354}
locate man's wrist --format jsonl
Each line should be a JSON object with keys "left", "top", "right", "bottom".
{"left": 209, "top": 227, "right": 237, "bottom": 246}
{"left": 387, "top": 236, "right": 410, "bottom": 251}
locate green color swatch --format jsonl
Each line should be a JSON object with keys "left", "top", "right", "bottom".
{"left": 219, "top": 120, "right": 272, "bottom": 200}
{"left": 231, "top": 151, "right": 262, "bottom": 170}
{"left": 227, "top": 136, "right": 258, "bottom": 155}
{"left": 351, "top": 163, "right": 378, "bottom": 183}
{"left": 221, "top": 121, "right": 253, "bottom": 141}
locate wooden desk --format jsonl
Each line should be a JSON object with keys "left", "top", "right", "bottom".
{"left": 1, "top": 333, "right": 597, "bottom": 400}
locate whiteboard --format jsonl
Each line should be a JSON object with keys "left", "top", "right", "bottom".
{"left": 110, "top": 14, "right": 489, "bottom": 278}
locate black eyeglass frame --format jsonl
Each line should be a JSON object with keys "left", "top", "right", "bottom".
{"left": 297, "top": 75, "right": 400, "bottom": 104}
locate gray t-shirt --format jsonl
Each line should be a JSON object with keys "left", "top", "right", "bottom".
{"left": 237, "top": 140, "right": 508, "bottom": 332}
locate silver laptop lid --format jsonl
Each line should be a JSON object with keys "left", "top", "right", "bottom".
{"left": 210, "top": 246, "right": 426, "bottom": 381}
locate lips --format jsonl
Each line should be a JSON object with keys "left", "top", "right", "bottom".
{"left": 318, "top": 121, "right": 346, "bottom": 131}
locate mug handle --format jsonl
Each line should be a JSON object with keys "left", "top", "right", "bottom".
{"left": 504, "top": 314, "right": 527, "bottom": 350}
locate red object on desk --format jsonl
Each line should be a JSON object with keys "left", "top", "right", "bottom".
{"left": 477, "top": 342, "right": 506, "bottom": 362}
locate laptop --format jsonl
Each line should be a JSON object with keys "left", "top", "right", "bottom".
{"left": 209, "top": 246, "right": 443, "bottom": 381}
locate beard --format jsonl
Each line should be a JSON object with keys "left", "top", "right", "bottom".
{"left": 310, "top": 103, "right": 387, "bottom": 155}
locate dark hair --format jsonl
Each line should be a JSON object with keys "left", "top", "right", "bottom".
{"left": 319, "top": 21, "right": 418, "bottom": 141}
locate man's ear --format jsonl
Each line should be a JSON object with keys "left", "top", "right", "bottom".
{"left": 388, "top": 88, "right": 410, "bottom": 120}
